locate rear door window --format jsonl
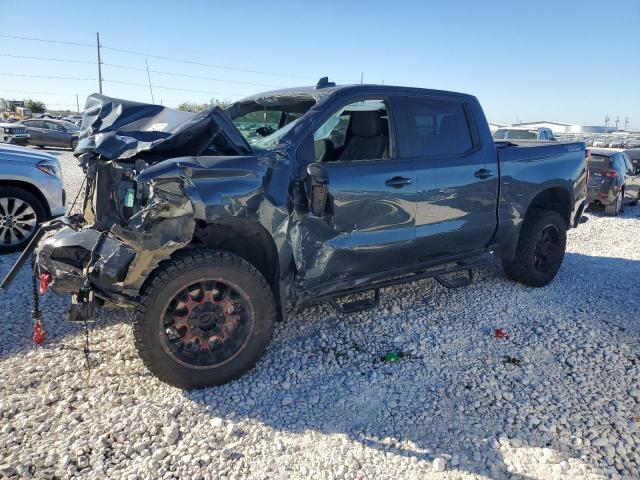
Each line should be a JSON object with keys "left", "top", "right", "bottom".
{"left": 587, "top": 155, "right": 611, "bottom": 170}
{"left": 395, "top": 96, "right": 473, "bottom": 157}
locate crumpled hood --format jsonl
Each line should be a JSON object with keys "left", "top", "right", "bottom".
{"left": 75, "top": 94, "right": 252, "bottom": 161}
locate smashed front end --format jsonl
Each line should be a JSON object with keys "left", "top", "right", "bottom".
{"left": 32, "top": 94, "right": 252, "bottom": 320}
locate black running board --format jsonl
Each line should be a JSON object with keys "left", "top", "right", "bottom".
{"left": 322, "top": 257, "right": 488, "bottom": 314}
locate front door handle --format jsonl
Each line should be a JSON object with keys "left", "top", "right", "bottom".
{"left": 474, "top": 169, "right": 493, "bottom": 179}
{"left": 385, "top": 176, "right": 412, "bottom": 188}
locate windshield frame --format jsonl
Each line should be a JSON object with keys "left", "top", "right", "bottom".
{"left": 226, "top": 89, "right": 335, "bottom": 152}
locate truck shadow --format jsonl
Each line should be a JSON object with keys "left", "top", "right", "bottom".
{"left": 180, "top": 252, "right": 639, "bottom": 478}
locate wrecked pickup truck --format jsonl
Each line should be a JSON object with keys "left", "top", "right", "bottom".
{"left": 2, "top": 81, "right": 588, "bottom": 388}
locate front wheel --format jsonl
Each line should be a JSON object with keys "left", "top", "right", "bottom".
{"left": 132, "top": 249, "right": 276, "bottom": 389}
{"left": 70, "top": 137, "right": 78, "bottom": 150}
{"left": 503, "top": 209, "right": 567, "bottom": 287}
{"left": 0, "top": 187, "right": 46, "bottom": 254}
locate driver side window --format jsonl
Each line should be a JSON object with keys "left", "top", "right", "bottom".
{"left": 313, "top": 99, "right": 390, "bottom": 162}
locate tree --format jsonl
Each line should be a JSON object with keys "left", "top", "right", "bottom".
{"left": 24, "top": 99, "right": 46, "bottom": 113}
{"left": 177, "top": 98, "right": 229, "bottom": 113}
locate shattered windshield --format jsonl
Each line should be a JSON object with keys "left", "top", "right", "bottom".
{"left": 227, "top": 90, "right": 331, "bottom": 151}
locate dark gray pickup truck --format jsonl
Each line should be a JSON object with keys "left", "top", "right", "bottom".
{"left": 2, "top": 81, "right": 588, "bottom": 388}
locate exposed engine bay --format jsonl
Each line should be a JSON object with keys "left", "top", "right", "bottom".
{"left": 35, "top": 94, "right": 257, "bottom": 317}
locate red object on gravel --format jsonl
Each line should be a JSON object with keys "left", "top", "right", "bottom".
{"left": 494, "top": 328, "right": 510, "bottom": 339}
{"left": 33, "top": 321, "right": 45, "bottom": 345}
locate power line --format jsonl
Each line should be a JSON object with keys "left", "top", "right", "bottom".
{"left": 1, "top": 32, "right": 355, "bottom": 84}
{"left": 103, "top": 79, "right": 244, "bottom": 97}
{"left": 103, "top": 63, "right": 286, "bottom": 88}
{"left": 1, "top": 32, "right": 341, "bottom": 81}
{"left": 100, "top": 45, "right": 327, "bottom": 80}
{"left": 0, "top": 72, "right": 96, "bottom": 81}
{"left": 0, "top": 33, "right": 94, "bottom": 48}
{"left": 0, "top": 52, "right": 286, "bottom": 88}
{"left": 0, "top": 53, "right": 95, "bottom": 64}
{"left": 0, "top": 89, "right": 87, "bottom": 96}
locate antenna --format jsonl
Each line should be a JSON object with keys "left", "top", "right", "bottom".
{"left": 145, "top": 59, "right": 155, "bottom": 104}
{"left": 96, "top": 32, "right": 103, "bottom": 94}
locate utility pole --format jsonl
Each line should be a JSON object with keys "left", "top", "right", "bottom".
{"left": 624, "top": 117, "right": 629, "bottom": 131}
{"left": 604, "top": 114, "right": 610, "bottom": 127}
{"left": 96, "top": 32, "right": 103, "bottom": 94}
{"left": 145, "top": 59, "right": 155, "bottom": 104}
{"left": 76, "top": 94, "right": 80, "bottom": 114}
{"left": 615, "top": 115, "right": 619, "bottom": 129}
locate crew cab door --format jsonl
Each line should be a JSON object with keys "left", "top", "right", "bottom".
{"left": 293, "top": 97, "right": 417, "bottom": 291}
{"left": 393, "top": 95, "right": 499, "bottom": 261}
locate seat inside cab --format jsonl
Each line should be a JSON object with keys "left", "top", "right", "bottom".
{"left": 314, "top": 100, "right": 389, "bottom": 162}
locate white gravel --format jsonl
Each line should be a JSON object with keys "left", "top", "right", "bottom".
{"left": 0, "top": 148, "right": 638, "bottom": 479}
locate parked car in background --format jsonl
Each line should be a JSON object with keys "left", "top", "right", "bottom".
{"left": 63, "top": 115, "right": 83, "bottom": 126}
{"left": 0, "top": 123, "right": 30, "bottom": 146}
{"left": 587, "top": 148, "right": 640, "bottom": 216}
{"left": 0, "top": 144, "right": 65, "bottom": 252}
{"left": 492, "top": 127, "right": 556, "bottom": 141}
{"left": 624, "top": 147, "right": 640, "bottom": 171}
{"left": 20, "top": 119, "right": 80, "bottom": 150}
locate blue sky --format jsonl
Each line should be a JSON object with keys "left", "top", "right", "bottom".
{"left": 1, "top": 0, "right": 639, "bottom": 128}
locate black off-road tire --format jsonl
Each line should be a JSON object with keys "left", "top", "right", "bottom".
{"left": 70, "top": 137, "right": 79, "bottom": 150}
{"left": 0, "top": 186, "right": 46, "bottom": 254}
{"left": 605, "top": 191, "right": 622, "bottom": 216}
{"left": 502, "top": 209, "right": 567, "bottom": 288}
{"left": 132, "top": 249, "right": 276, "bottom": 389}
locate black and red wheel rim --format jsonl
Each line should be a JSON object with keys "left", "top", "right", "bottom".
{"left": 159, "top": 278, "right": 254, "bottom": 369}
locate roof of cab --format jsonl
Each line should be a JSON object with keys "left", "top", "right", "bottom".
{"left": 236, "top": 84, "right": 477, "bottom": 103}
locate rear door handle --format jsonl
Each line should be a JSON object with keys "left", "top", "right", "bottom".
{"left": 385, "top": 176, "right": 412, "bottom": 188}
{"left": 474, "top": 169, "right": 493, "bottom": 179}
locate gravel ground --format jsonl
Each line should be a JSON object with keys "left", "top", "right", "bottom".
{"left": 0, "top": 148, "right": 638, "bottom": 480}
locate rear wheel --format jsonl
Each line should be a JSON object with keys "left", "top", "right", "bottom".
{"left": 70, "top": 137, "right": 78, "bottom": 150}
{"left": 605, "top": 191, "right": 622, "bottom": 216}
{"left": 132, "top": 249, "right": 276, "bottom": 389}
{"left": 503, "top": 209, "right": 567, "bottom": 287}
{"left": 0, "top": 187, "right": 46, "bottom": 254}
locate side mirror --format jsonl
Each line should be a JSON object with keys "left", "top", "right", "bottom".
{"left": 56, "top": 125, "right": 65, "bottom": 131}
{"left": 306, "top": 163, "right": 329, "bottom": 217}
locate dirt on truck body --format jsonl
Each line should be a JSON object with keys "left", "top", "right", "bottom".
{"left": 5, "top": 82, "right": 588, "bottom": 388}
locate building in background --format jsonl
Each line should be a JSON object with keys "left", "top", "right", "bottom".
{"left": 508, "top": 120, "right": 622, "bottom": 134}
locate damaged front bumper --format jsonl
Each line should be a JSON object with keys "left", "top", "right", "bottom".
{"left": 36, "top": 183, "right": 196, "bottom": 317}
{"left": 2, "top": 174, "right": 199, "bottom": 322}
